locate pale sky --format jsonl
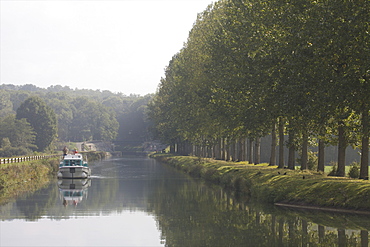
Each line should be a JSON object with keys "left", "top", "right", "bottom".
{"left": 0, "top": 0, "right": 212, "bottom": 95}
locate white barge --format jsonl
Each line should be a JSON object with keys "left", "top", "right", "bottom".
{"left": 57, "top": 153, "right": 91, "bottom": 179}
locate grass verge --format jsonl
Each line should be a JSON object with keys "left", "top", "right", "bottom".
{"left": 0, "top": 151, "right": 106, "bottom": 205}
{"left": 0, "top": 158, "right": 59, "bottom": 205}
{"left": 152, "top": 153, "right": 370, "bottom": 212}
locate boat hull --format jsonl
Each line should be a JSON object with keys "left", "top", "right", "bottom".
{"left": 57, "top": 166, "right": 91, "bottom": 179}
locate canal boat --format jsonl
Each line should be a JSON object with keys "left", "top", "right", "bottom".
{"left": 57, "top": 153, "right": 91, "bottom": 179}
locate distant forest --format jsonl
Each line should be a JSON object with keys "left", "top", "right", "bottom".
{"left": 0, "top": 84, "right": 152, "bottom": 156}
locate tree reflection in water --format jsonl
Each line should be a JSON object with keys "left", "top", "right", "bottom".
{"left": 147, "top": 176, "right": 370, "bottom": 247}
{"left": 1, "top": 158, "right": 369, "bottom": 247}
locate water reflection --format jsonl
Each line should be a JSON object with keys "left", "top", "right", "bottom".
{"left": 58, "top": 179, "right": 91, "bottom": 207}
{"left": 147, "top": 178, "right": 370, "bottom": 247}
{"left": 0, "top": 157, "right": 369, "bottom": 247}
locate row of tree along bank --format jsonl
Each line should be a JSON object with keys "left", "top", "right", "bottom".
{"left": 152, "top": 154, "right": 370, "bottom": 213}
{"left": 148, "top": 0, "right": 370, "bottom": 180}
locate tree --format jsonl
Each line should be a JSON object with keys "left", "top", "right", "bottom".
{"left": 0, "top": 90, "right": 13, "bottom": 117}
{"left": 0, "top": 114, "right": 36, "bottom": 156}
{"left": 43, "top": 92, "right": 75, "bottom": 141}
{"left": 0, "top": 115, "right": 36, "bottom": 149}
{"left": 16, "top": 96, "right": 57, "bottom": 152}
{"left": 69, "top": 97, "right": 118, "bottom": 141}
{"left": 148, "top": 0, "right": 369, "bottom": 180}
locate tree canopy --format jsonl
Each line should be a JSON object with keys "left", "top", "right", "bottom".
{"left": 16, "top": 96, "right": 58, "bottom": 152}
{"left": 148, "top": 0, "right": 369, "bottom": 178}
{"left": 0, "top": 84, "right": 153, "bottom": 155}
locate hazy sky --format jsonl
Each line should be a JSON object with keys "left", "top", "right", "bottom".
{"left": 0, "top": 0, "right": 212, "bottom": 95}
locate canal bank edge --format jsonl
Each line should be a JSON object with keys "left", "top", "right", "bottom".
{"left": 151, "top": 153, "right": 370, "bottom": 213}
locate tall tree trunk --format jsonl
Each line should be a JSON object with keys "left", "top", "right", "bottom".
{"left": 237, "top": 139, "right": 242, "bottom": 161}
{"left": 242, "top": 138, "right": 247, "bottom": 161}
{"left": 288, "top": 131, "right": 295, "bottom": 170}
{"left": 337, "top": 122, "right": 346, "bottom": 177}
{"left": 188, "top": 141, "right": 192, "bottom": 155}
{"left": 360, "top": 108, "right": 369, "bottom": 180}
{"left": 217, "top": 138, "right": 222, "bottom": 160}
{"left": 270, "top": 122, "right": 277, "bottom": 166}
{"left": 301, "top": 130, "right": 308, "bottom": 170}
{"left": 225, "top": 139, "right": 230, "bottom": 161}
{"left": 238, "top": 138, "right": 245, "bottom": 161}
{"left": 213, "top": 141, "right": 217, "bottom": 159}
{"left": 317, "top": 139, "right": 325, "bottom": 172}
{"left": 221, "top": 138, "right": 226, "bottom": 160}
{"left": 194, "top": 145, "right": 198, "bottom": 157}
{"left": 278, "top": 118, "right": 285, "bottom": 168}
{"left": 231, "top": 140, "right": 236, "bottom": 161}
{"left": 254, "top": 137, "right": 261, "bottom": 165}
{"left": 248, "top": 138, "right": 253, "bottom": 164}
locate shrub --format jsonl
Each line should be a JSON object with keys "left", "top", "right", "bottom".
{"left": 328, "top": 161, "right": 338, "bottom": 176}
{"left": 307, "top": 150, "right": 318, "bottom": 170}
{"left": 296, "top": 150, "right": 318, "bottom": 171}
{"left": 0, "top": 146, "right": 32, "bottom": 157}
{"left": 348, "top": 161, "right": 360, "bottom": 179}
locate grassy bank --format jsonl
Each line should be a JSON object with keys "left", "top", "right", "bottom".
{"left": 0, "top": 158, "right": 59, "bottom": 205}
{"left": 0, "top": 151, "right": 108, "bottom": 205}
{"left": 152, "top": 154, "right": 370, "bottom": 212}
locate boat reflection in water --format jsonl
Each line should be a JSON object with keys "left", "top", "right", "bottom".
{"left": 58, "top": 178, "right": 91, "bottom": 207}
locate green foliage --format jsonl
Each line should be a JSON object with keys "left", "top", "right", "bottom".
{"left": 348, "top": 162, "right": 360, "bottom": 179}
{"left": 0, "top": 115, "right": 36, "bottom": 156}
{"left": 0, "top": 85, "right": 152, "bottom": 153}
{"left": 328, "top": 162, "right": 338, "bottom": 177}
{"left": 297, "top": 150, "right": 318, "bottom": 171}
{"left": 16, "top": 96, "right": 57, "bottom": 152}
{"left": 68, "top": 97, "right": 119, "bottom": 141}
{"left": 0, "top": 146, "right": 32, "bottom": 157}
{"left": 83, "top": 151, "right": 109, "bottom": 161}
{"left": 0, "top": 90, "right": 13, "bottom": 117}
{"left": 147, "top": 0, "right": 370, "bottom": 176}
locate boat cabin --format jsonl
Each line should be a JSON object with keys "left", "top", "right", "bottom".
{"left": 60, "top": 154, "right": 88, "bottom": 167}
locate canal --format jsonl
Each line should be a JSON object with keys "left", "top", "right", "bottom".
{"left": 1, "top": 157, "right": 369, "bottom": 246}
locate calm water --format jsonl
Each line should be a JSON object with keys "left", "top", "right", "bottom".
{"left": 1, "top": 157, "right": 369, "bottom": 247}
